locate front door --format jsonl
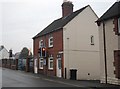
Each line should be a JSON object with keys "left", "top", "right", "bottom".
{"left": 34, "top": 58, "right": 38, "bottom": 74}
{"left": 56, "top": 58, "right": 62, "bottom": 77}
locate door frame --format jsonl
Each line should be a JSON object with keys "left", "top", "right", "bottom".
{"left": 34, "top": 58, "right": 38, "bottom": 74}
{"left": 56, "top": 58, "right": 62, "bottom": 78}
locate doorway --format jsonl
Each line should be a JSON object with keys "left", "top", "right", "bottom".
{"left": 56, "top": 58, "right": 62, "bottom": 77}
{"left": 34, "top": 58, "right": 38, "bottom": 74}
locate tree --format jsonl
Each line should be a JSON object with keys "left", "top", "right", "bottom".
{"left": 19, "top": 47, "right": 32, "bottom": 59}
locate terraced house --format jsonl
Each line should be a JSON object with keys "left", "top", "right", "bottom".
{"left": 33, "top": 1, "right": 100, "bottom": 80}
{"left": 97, "top": 1, "right": 120, "bottom": 85}
{"left": 0, "top": 45, "right": 9, "bottom": 60}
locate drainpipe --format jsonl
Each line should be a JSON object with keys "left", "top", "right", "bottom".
{"left": 103, "top": 22, "right": 107, "bottom": 84}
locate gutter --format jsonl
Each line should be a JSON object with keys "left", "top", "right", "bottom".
{"left": 96, "top": 20, "right": 108, "bottom": 84}
{"left": 103, "top": 22, "right": 108, "bottom": 84}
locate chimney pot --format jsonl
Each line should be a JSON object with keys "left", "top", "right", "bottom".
{"left": 117, "top": 0, "right": 120, "bottom": 2}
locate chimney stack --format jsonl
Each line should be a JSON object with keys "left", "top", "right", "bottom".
{"left": 62, "top": 0, "right": 74, "bottom": 17}
{"left": 9, "top": 49, "right": 13, "bottom": 58}
{"left": 117, "top": 0, "right": 120, "bottom": 2}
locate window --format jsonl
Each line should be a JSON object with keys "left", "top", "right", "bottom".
{"left": 48, "top": 37, "right": 53, "bottom": 48}
{"left": 114, "top": 17, "right": 120, "bottom": 35}
{"left": 118, "top": 17, "right": 120, "bottom": 34}
{"left": 48, "top": 57, "right": 53, "bottom": 70}
{"left": 58, "top": 59, "right": 62, "bottom": 69}
{"left": 39, "top": 40, "right": 43, "bottom": 48}
{"left": 91, "top": 35, "right": 94, "bottom": 45}
{"left": 39, "top": 58, "right": 43, "bottom": 69}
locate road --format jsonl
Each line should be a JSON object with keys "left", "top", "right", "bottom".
{"left": 2, "top": 68, "right": 86, "bottom": 88}
{"left": 2, "top": 68, "right": 120, "bottom": 89}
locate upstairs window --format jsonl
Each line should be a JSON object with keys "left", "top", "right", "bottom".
{"left": 91, "top": 35, "right": 94, "bottom": 45}
{"left": 39, "top": 40, "right": 44, "bottom": 48}
{"left": 48, "top": 37, "right": 53, "bottom": 48}
{"left": 48, "top": 57, "right": 53, "bottom": 70}
{"left": 113, "top": 17, "right": 120, "bottom": 35}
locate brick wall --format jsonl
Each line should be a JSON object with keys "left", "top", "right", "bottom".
{"left": 33, "top": 29, "right": 64, "bottom": 77}
{"left": 33, "top": 37, "right": 40, "bottom": 56}
{"left": 2, "top": 59, "right": 18, "bottom": 70}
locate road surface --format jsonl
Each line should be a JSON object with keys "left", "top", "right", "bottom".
{"left": 2, "top": 68, "right": 86, "bottom": 88}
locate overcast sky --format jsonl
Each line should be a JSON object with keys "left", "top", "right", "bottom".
{"left": 0, "top": 0, "right": 116, "bottom": 54}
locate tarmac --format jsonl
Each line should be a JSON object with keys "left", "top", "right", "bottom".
{"left": 28, "top": 72, "right": 120, "bottom": 89}
{"left": 2, "top": 68, "right": 120, "bottom": 88}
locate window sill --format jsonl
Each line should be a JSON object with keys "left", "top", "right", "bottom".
{"left": 39, "top": 68, "right": 43, "bottom": 70}
{"left": 48, "top": 68, "right": 53, "bottom": 71}
{"left": 48, "top": 46, "right": 53, "bottom": 49}
{"left": 91, "top": 44, "right": 94, "bottom": 45}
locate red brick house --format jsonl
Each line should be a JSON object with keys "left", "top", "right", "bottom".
{"left": 33, "top": 1, "right": 100, "bottom": 80}
{"left": 33, "top": 28, "right": 63, "bottom": 76}
{"left": 33, "top": 1, "right": 73, "bottom": 77}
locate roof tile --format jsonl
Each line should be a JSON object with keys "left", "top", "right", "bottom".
{"left": 97, "top": 2, "right": 120, "bottom": 22}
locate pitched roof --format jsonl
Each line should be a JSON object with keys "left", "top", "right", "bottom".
{"left": 0, "top": 45, "right": 9, "bottom": 54}
{"left": 97, "top": 1, "right": 120, "bottom": 22}
{"left": 15, "top": 52, "right": 21, "bottom": 59}
{"left": 0, "top": 46, "right": 4, "bottom": 51}
{"left": 33, "top": 5, "right": 88, "bottom": 39}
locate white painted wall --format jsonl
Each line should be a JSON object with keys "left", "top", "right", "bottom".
{"left": 63, "top": 6, "right": 100, "bottom": 80}
{"left": 99, "top": 19, "right": 120, "bottom": 85}
{"left": 0, "top": 48, "right": 9, "bottom": 60}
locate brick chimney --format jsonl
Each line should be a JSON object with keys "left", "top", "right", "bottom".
{"left": 62, "top": 0, "right": 74, "bottom": 17}
{"left": 9, "top": 49, "right": 13, "bottom": 58}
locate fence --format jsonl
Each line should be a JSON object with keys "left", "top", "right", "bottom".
{"left": 2, "top": 59, "right": 18, "bottom": 70}
{"left": 2, "top": 58, "right": 34, "bottom": 73}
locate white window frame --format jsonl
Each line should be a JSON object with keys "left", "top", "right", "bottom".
{"left": 48, "top": 57, "right": 53, "bottom": 70}
{"left": 39, "top": 40, "right": 43, "bottom": 48}
{"left": 48, "top": 37, "right": 53, "bottom": 48}
{"left": 118, "top": 17, "right": 120, "bottom": 34}
{"left": 39, "top": 58, "right": 43, "bottom": 69}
